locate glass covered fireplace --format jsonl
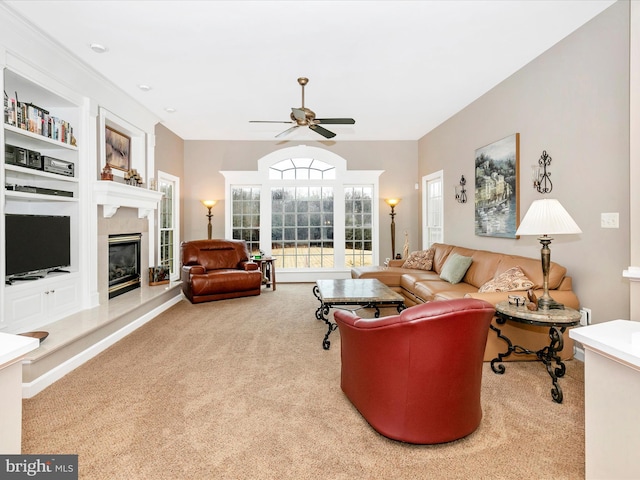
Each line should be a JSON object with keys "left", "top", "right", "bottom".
{"left": 108, "top": 233, "right": 142, "bottom": 299}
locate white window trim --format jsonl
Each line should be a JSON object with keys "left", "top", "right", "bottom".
{"left": 157, "top": 170, "right": 180, "bottom": 280}
{"left": 422, "top": 170, "right": 444, "bottom": 249}
{"left": 222, "top": 145, "right": 383, "bottom": 282}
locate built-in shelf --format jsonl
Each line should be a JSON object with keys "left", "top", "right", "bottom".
{"left": 5, "top": 163, "right": 79, "bottom": 182}
{"left": 93, "top": 181, "right": 163, "bottom": 218}
{"left": 5, "top": 124, "right": 78, "bottom": 151}
{"left": 5, "top": 191, "right": 77, "bottom": 202}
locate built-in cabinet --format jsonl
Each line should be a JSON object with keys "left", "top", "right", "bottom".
{"left": 1, "top": 67, "right": 87, "bottom": 334}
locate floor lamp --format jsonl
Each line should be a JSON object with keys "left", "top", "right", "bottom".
{"left": 515, "top": 199, "right": 581, "bottom": 310}
{"left": 201, "top": 200, "right": 217, "bottom": 239}
{"left": 385, "top": 198, "right": 401, "bottom": 259}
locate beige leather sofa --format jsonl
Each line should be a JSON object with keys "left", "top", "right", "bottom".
{"left": 351, "top": 243, "right": 580, "bottom": 361}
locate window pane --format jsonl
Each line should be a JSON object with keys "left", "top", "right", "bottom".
{"left": 344, "top": 186, "right": 373, "bottom": 267}
{"left": 231, "top": 186, "right": 261, "bottom": 254}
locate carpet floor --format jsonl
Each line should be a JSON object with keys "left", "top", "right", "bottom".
{"left": 22, "top": 283, "right": 585, "bottom": 479}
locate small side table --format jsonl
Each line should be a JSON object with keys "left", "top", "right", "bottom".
{"left": 492, "top": 301, "right": 581, "bottom": 403}
{"left": 253, "top": 257, "right": 276, "bottom": 291}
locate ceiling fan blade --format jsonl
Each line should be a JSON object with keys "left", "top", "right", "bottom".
{"left": 309, "top": 124, "right": 336, "bottom": 139}
{"left": 276, "top": 125, "right": 300, "bottom": 138}
{"left": 249, "top": 120, "right": 294, "bottom": 124}
{"left": 315, "top": 118, "right": 355, "bottom": 125}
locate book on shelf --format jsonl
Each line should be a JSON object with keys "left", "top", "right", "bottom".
{"left": 3, "top": 93, "right": 74, "bottom": 145}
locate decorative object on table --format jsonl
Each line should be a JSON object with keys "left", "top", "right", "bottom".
{"left": 105, "top": 125, "right": 131, "bottom": 171}
{"left": 474, "top": 133, "right": 520, "bottom": 238}
{"left": 201, "top": 200, "right": 217, "bottom": 239}
{"left": 18, "top": 331, "right": 49, "bottom": 344}
{"left": 148, "top": 266, "right": 169, "bottom": 286}
{"left": 515, "top": 198, "right": 581, "bottom": 310}
{"left": 124, "top": 169, "right": 143, "bottom": 186}
{"left": 532, "top": 150, "right": 553, "bottom": 193}
{"left": 384, "top": 197, "right": 401, "bottom": 259}
{"left": 100, "top": 163, "right": 113, "bottom": 181}
{"left": 402, "top": 231, "right": 409, "bottom": 260}
{"left": 455, "top": 175, "right": 467, "bottom": 203}
{"left": 507, "top": 294, "right": 526, "bottom": 307}
{"left": 527, "top": 289, "right": 539, "bottom": 310}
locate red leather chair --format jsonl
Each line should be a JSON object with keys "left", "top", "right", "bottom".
{"left": 333, "top": 298, "right": 495, "bottom": 444}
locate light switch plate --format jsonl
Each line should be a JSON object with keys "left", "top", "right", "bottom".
{"left": 601, "top": 212, "right": 619, "bottom": 228}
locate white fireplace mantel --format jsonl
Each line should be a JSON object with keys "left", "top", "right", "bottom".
{"left": 93, "top": 181, "right": 163, "bottom": 218}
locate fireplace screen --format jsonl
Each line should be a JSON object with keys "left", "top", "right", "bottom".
{"left": 108, "top": 233, "right": 142, "bottom": 299}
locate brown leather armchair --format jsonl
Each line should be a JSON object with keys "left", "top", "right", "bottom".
{"left": 180, "top": 239, "right": 262, "bottom": 303}
{"left": 333, "top": 298, "right": 495, "bottom": 444}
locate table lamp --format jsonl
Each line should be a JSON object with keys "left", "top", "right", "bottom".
{"left": 515, "top": 199, "right": 581, "bottom": 310}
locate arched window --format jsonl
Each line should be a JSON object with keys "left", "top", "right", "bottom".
{"left": 222, "top": 146, "right": 382, "bottom": 282}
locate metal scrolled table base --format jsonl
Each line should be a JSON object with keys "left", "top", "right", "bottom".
{"left": 490, "top": 316, "right": 569, "bottom": 403}
{"left": 313, "top": 284, "right": 405, "bottom": 350}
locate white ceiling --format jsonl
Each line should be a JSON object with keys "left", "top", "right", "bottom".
{"left": 3, "top": 0, "right": 616, "bottom": 141}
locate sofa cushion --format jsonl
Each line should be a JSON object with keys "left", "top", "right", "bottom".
{"left": 478, "top": 266, "right": 534, "bottom": 293}
{"left": 351, "top": 266, "right": 412, "bottom": 287}
{"left": 495, "top": 255, "right": 566, "bottom": 290}
{"left": 414, "top": 279, "right": 478, "bottom": 302}
{"left": 190, "top": 269, "right": 261, "bottom": 295}
{"left": 440, "top": 253, "right": 473, "bottom": 284}
{"left": 402, "top": 249, "right": 435, "bottom": 270}
{"left": 430, "top": 243, "right": 455, "bottom": 274}
{"left": 400, "top": 271, "right": 441, "bottom": 292}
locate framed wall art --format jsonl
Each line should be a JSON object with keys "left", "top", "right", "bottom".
{"left": 474, "top": 133, "right": 520, "bottom": 238}
{"left": 105, "top": 125, "right": 131, "bottom": 172}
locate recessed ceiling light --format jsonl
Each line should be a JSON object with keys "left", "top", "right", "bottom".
{"left": 137, "top": 84, "right": 152, "bottom": 92}
{"left": 164, "top": 107, "right": 176, "bottom": 113}
{"left": 90, "top": 43, "right": 108, "bottom": 53}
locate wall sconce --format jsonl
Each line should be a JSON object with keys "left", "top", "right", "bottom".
{"left": 384, "top": 198, "right": 401, "bottom": 259}
{"left": 532, "top": 150, "right": 553, "bottom": 193}
{"left": 455, "top": 175, "right": 467, "bottom": 203}
{"left": 201, "top": 200, "right": 217, "bottom": 239}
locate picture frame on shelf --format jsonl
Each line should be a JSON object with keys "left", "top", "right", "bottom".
{"left": 148, "top": 266, "right": 169, "bottom": 286}
{"left": 474, "top": 133, "right": 520, "bottom": 239}
{"left": 105, "top": 125, "right": 131, "bottom": 172}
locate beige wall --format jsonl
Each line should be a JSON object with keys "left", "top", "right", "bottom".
{"left": 154, "top": 124, "right": 185, "bottom": 259}
{"left": 418, "top": 1, "right": 630, "bottom": 324}
{"left": 182, "top": 140, "right": 418, "bottom": 263}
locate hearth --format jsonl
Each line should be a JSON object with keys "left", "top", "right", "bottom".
{"left": 108, "top": 233, "right": 142, "bottom": 299}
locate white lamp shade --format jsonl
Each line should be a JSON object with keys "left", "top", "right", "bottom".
{"left": 516, "top": 199, "right": 582, "bottom": 236}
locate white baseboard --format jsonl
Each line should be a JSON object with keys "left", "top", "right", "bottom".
{"left": 573, "top": 344, "right": 585, "bottom": 362}
{"left": 22, "top": 294, "right": 182, "bottom": 398}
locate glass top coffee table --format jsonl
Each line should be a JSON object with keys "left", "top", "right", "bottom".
{"left": 313, "top": 279, "right": 406, "bottom": 350}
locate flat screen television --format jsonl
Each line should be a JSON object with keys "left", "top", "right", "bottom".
{"left": 5, "top": 214, "right": 71, "bottom": 277}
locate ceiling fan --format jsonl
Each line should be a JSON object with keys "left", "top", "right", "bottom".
{"left": 250, "top": 77, "right": 355, "bottom": 139}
